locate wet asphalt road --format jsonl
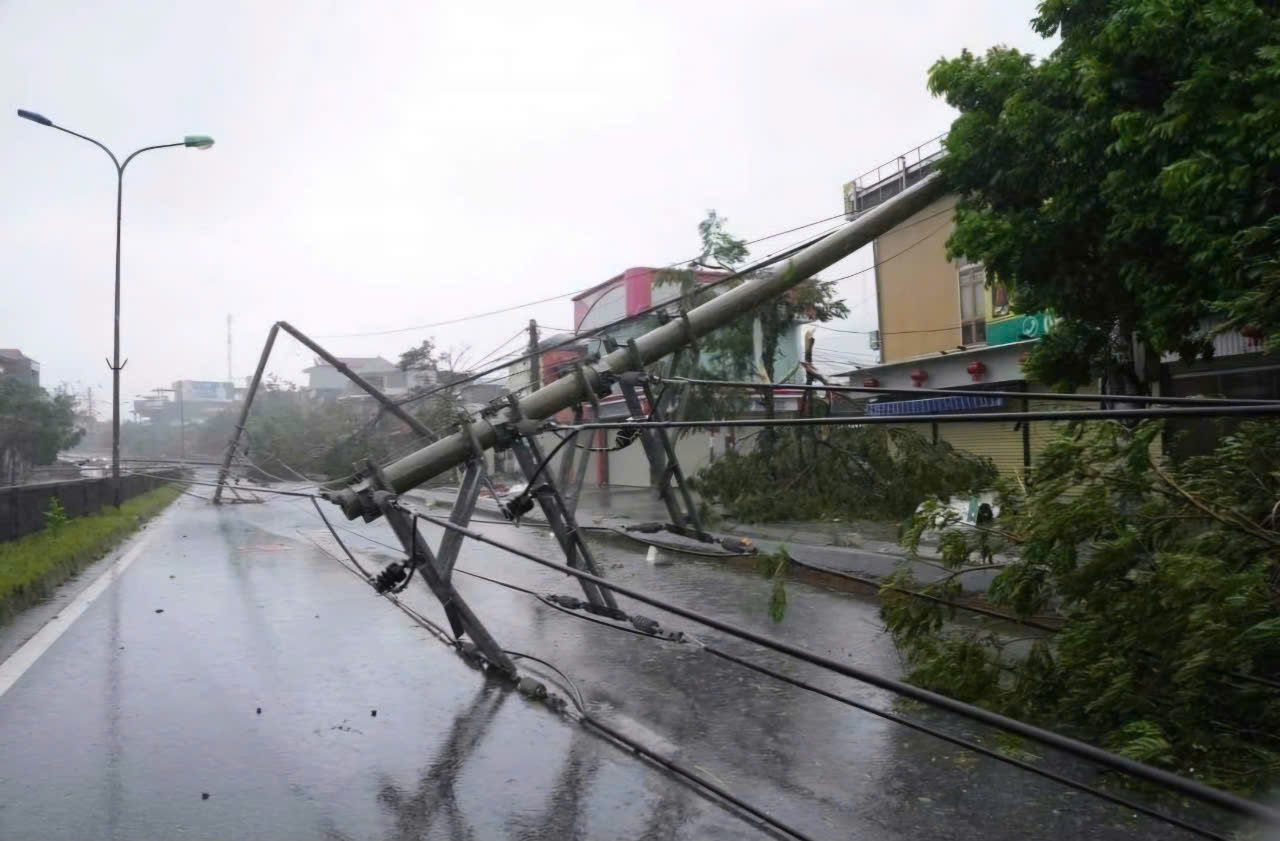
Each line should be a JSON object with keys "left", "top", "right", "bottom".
{"left": 0, "top": 487, "right": 1252, "bottom": 840}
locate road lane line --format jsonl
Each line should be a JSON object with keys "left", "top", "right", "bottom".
{"left": 0, "top": 518, "right": 163, "bottom": 699}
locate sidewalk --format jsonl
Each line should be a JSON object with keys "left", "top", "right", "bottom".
{"left": 408, "top": 485, "right": 1005, "bottom": 593}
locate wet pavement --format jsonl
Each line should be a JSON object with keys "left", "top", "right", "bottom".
{"left": 0, "top": 484, "right": 1255, "bottom": 840}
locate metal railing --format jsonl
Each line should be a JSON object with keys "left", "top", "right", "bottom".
{"left": 844, "top": 133, "right": 947, "bottom": 215}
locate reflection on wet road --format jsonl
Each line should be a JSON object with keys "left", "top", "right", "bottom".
{"left": 0, "top": 492, "right": 1243, "bottom": 839}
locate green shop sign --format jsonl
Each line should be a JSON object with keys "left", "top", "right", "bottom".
{"left": 987, "top": 311, "right": 1056, "bottom": 346}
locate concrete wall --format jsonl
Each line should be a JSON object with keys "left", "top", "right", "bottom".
{"left": 604, "top": 429, "right": 721, "bottom": 488}
{"left": 0, "top": 470, "right": 182, "bottom": 542}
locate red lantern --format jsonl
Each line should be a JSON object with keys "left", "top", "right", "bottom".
{"left": 862, "top": 376, "right": 880, "bottom": 388}
{"left": 966, "top": 360, "right": 987, "bottom": 382}
{"left": 909, "top": 368, "right": 928, "bottom": 387}
{"left": 1241, "top": 325, "right": 1263, "bottom": 346}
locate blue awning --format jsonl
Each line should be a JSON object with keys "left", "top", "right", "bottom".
{"left": 867, "top": 395, "right": 1004, "bottom": 416}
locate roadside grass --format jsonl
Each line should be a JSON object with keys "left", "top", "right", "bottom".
{"left": 0, "top": 484, "right": 182, "bottom": 624}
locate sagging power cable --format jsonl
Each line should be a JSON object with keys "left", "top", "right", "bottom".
{"left": 307, "top": 507, "right": 1230, "bottom": 838}
{"left": 560, "top": 402, "right": 1280, "bottom": 432}
{"left": 503, "top": 578, "right": 1226, "bottom": 841}
{"left": 313, "top": 207, "right": 855, "bottom": 342}
{"left": 302, "top": 506, "right": 813, "bottom": 841}
{"left": 410, "top": 510, "right": 1280, "bottom": 826}
{"left": 334, "top": 505, "right": 1222, "bottom": 841}
{"left": 391, "top": 223, "right": 846, "bottom": 412}
{"left": 661, "top": 376, "right": 1280, "bottom": 407}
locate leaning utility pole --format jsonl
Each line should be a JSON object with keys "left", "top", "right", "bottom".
{"left": 527, "top": 319, "right": 540, "bottom": 392}
{"left": 329, "top": 172, "right": 946, "bottom": 521}
{"left": 211, "top": 321, "right": 436, "bottom": 503}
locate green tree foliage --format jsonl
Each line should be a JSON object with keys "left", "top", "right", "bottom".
{"left": 397, "top": 338, "right": 438, "bottom": 373}
{"left": 882, "top": 419, "right": 1280, "bottom": 792}
{"left": 929, "top": 0, "right": 1280, "bottom": 391}
{"left": 655, "top": 211, "right": 848, "bottom": 455}
{"left": 0, "top": 380, "right": 83, "bottom": 465}
{"left": 692, "top": 426, "right": 997, "bottom": 523}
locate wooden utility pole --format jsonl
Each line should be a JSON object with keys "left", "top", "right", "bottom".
{"left": 528, "top": 319, "right": 540, "bottom": 392}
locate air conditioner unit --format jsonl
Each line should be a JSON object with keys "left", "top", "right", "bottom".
{"left": 868, "top": 329, "right": 882, "bottom": 351}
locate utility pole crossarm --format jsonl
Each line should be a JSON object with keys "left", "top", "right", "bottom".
{"left": 329, "top": 172, "right": 947, "bottom": 520}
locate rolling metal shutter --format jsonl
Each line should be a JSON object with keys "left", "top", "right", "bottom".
{"left": 937, "top": 418, "right": 1025, "bottom": 477}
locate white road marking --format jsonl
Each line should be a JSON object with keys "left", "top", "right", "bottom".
{"left": 0, "top": 518, "right": 164, "bottom": 699}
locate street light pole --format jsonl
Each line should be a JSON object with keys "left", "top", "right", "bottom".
{"left": 17, "top": 109, "right": 213, "bottom": 506}
{"left": 178, "top": 385, "right": 185, "bottom": 463}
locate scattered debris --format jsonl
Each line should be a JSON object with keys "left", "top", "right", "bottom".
{"left": 370, "top": 709, "right": 377, "bottom": 717}
{"left": 317, "top": 719, "right": 363, "bottom": 735}
{"left": 201, "top": 793, "right": 209, "bottom": 800}
{"left": 154, "top": 609, "right": 164, "bottom": 614}
{"left": 256, "top": 707, "right": 262, "bottom": 715}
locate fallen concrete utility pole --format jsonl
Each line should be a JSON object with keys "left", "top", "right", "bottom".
{"left": 212, "top": 320, "right": 435, "bottom": 504}
{"left": 330, "top": 171, "right": 947, "bottom": 520}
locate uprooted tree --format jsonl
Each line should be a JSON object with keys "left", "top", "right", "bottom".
{"left": 692, "top": 425, "right": 998, "bottom": 523}
{"left": 881, "top": 419, "right": 1280, "bottom": 793}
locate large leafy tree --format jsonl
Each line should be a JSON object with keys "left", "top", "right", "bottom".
{"left": 930, "top": 0, "right": 1280, "bottom": 392}
{"left": 0, "top": 380, "right": 83, "bottom": 466}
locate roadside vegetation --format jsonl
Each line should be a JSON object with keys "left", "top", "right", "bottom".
{"left": 882, "top": 419, "right": 1280, "bottom": 793}
{"left": 875, "top": 0, "right": 1280, "bottom": 794}
{"left": 0, "top": 484, "right": 181, "bottom": 624}
{"left": 0, "top": 379, "right": 83, "bottom": 471}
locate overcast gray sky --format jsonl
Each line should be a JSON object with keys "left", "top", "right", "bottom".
{"left": 2, "top": 1, "right": 1051, "bottom": 414}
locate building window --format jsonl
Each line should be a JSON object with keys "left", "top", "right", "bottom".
{"left": 992, "top": 281, "right": 1010, "bottom": 316}
{"left": 957, "top": 257, "right": 987, "bottom": 345}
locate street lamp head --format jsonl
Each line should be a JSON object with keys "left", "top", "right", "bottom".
{"left": 184, "top": 135, "right": 215, "bottom": 150}
{"left": 16, "top": 109, "right": 53, "bottom": 127}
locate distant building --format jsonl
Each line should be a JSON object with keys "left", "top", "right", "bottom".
{"left": 0, "top": 349, "right": 39, "bottom": 387}
{"left": 303, "top": 356, "right": 432, "bottom": 398}
{"left": 305, "top": 355, "right": 507, "bottom": 412}
{"left": 133, "top": 381, "right": 237, "bottom": 424}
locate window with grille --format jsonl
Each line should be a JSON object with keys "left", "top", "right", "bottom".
{"left": 957, "top": 258, "right": 987, "bottom": 345}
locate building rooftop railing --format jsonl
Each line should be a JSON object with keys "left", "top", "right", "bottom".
{"left": 844, "top": 133, "right": 947, "bottom": 217}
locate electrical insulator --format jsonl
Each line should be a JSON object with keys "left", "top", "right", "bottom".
{"left": 373, "top": 562, "right": 408, "bottom": 594}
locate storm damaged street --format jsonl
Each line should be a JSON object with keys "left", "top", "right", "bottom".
{"left": 0, "top": 488, "right": 1246, "bottom": 840}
